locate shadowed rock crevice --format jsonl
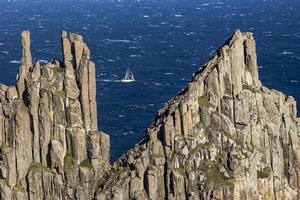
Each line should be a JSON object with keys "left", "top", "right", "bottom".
{"left": 0, "top": 30, "right": 300, "bottom": 200}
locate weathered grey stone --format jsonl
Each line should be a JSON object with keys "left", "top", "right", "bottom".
{"left": 87, "top": 131, "right": 100, "bottom": 160}
{"left": 6, "top": 86, "right": 18, "bottom": 100}
{"left": 61, "top": 30, "right": 72, "bottom": 63}
{"left": 64, "top": 62, "right": 80, "bottom": 99}
{"left": 66, "top": 99, "right": 83, "bottom": 127}
{"left": 162, "top": 115, "right": 174, "bottom": 148}
{"left": 1, "top": 147, "right": 16, "bottom": 187}
{"left": 27, "top": 170, "right": 43, "bottom": 200}
{"left": 171, "top": 171, "right": 185, "bottom": 200}
{"left": 39, "top": 90, "right": 52, "bottom": 165}
{"left": 244, "top": 33, "right": 260, "bottom": 87}
{"left": 1, "top": 30, "right": 300, "bottom": 200}
{"left": 88, "top": 61, "right": 98, "bottom": 130}
{"left": 145, "top": 169, "right": 157, "bottom": 200}
{"left": 70, "top": 34, "right": 84, "bottom": 69}
{"left": 16, "top": 31, "right": 32, "bottom": 97}
{"left": 100, "top": 132, "right": 110, "bottom": 164}
{"left": 62, "top": 31, "right": 80, "bottom": 100}
{"left": 15, "top": 105, "right": 32, "bottom": 180}
{"left": 21, "top": 31, "right": 32, "bottom": 68}
{"left": 50, "top": 139, "right": 65, "bottom": 174}
{"left": 77, "top": 58, "right": 91, "bottom": 130}
{"left": 0, "top": 180, "right": 12, "bottom": 200}
{"left": 27, "top": 61, "right": 41, "bottom": 162}
{"left": 129, "top": 176, "right": 143, "bottom": 198}
{"left": 82, "top": 44, "right": 90, "bottom": 60}
{"left": 0, "top": 31, "right": 110, "bottom": 200}
{"left": 70, "top": 127, "right": 87, "bottom": 164}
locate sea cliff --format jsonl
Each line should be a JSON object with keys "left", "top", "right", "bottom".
{"left": 0, "top": 30, "right": 299, "bottom": 200}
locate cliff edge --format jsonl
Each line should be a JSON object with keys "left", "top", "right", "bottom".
{"left": 0, "top": 30, "right": 299, "bottom": 200}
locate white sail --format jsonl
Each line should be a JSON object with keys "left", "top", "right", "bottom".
{"left": 122, "top": 68, "right": 136, "bottom": 82}
{"left": 124, "top": 68, "right": 132, "bottom": 80}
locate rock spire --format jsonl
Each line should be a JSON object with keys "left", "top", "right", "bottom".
{"left": 0, "top": 31, "right": 109, "bottom": 200}
{"left": 95, "top": 30, "right": 300, "bottom": 200}
{"left": 0, "top": 30, "right": 299, "bottom": 200}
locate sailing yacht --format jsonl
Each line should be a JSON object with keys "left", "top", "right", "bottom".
{"left": 121, "top": 68, "right": 136, "bottom": 82}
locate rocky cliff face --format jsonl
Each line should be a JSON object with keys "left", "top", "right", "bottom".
{"left": 95, "top": 30, "right": 300, "bottom": 200}
{"left": 0, "top": 31, "right": 109, "bottom": 199}
{"left": 0, "top": 30, "right": 299, "bottom": 200}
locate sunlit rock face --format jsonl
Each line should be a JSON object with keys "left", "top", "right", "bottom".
{"left": 0, "top": 31, "right": 110, "bottom": 200}
{"left": 0, "top": 30, "right": 299, "bottom": 200}
{"left": 95, "top": 30, "right": 300, "bottom": 200}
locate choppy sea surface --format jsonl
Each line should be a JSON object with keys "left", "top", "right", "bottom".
{"left": 0, "top": 0, "right": 299, "bottom": 161}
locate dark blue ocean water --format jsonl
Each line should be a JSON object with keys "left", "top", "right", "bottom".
{"left": 0, "top": 0, "right": 299, "bottom": 161}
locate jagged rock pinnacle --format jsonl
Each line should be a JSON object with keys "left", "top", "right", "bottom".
{"left": 0, "top": 30, "right": 299, "bottom": 200}
{"left": 21, "top": 30, "right": 32, "bottom": 68}
{"left": 16, "top": 30, "right": 33, "bottom": 97}
{"left": 95, "top": 30, "right": 300, "bottom": 200}
{"left": 0, "top": 31, "right": 109, "bottom": 199}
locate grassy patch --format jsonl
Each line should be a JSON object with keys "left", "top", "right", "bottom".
{"left": 52, "top": 66, "right": 64, "bottom": 73}
{"left": 53, "top": 90, "right": 65, "bottom": 97}
{"left": 198, "top": 96, "right": 211, "bottom": 107}
{"left": 64, "top": 153, "right": 76, "bottom": 170}
{"left": 189, "top": 142, "right": 212, "bottom": 156}
{"left": 257, "top": 167, "right": 271, "bottom": 179}
{"left": 95, "top": 166, "right": 127, "bottom": 193}
{"left": 176, "top": 167, "right": 185, "bottom": 176}
{"left": 40, "top": 88, "right": 51, "bottom": 95}
{"left": 152, "top": 153, "right": 164, "bottom": 158}
{"left": 80, "top": 159, "right": 93, "bottom": 170}
{"left": 29, "top": 162, "right": 51, "bottom": 173}
{"left": 242, "top": 84, "right": 258, "bottom": 93}
{"left": 222, "top": 95, "right": 233, "bottom": 100}
{"left": 203, "top": 129, "right": 209, "bottom": 137}
{"left": 13, "top": 180, "right": 25, "bottom": 192}
{"left": 0, "top": 143, "right": 9, "bottom": 150}
{"left": 246, "top": 139, "right": 255, "bottom": 153}
{"left": 205, "top": 162, "right": 234, "bottom": 189}
{"left": 190, "top": 162, "right": 209, "bottom": 172}
{"left": 19, "top": 104, "right": 28, "bottom": 113}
